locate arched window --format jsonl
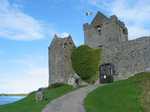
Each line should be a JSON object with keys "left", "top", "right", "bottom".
{"left": 123, "top": 28, "right": 128, "bottom": 34}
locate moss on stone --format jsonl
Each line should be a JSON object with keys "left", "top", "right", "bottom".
{"left": 71, "top": 45, "right": 102, "bottom": 83}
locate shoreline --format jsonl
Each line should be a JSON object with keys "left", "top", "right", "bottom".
{"left": 0, "top": 94, "right": 27, "bottom": 96}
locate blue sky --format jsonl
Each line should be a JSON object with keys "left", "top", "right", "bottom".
{"left": 0, "top": 0, "right": 150, "bottom": 93}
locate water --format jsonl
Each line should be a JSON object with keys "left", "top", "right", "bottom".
{"left": 0, "top": 96, "right": 25, "bottom": 105}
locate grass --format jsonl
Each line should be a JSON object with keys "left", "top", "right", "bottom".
{"left": 84, "top": 72, "right": 150, "bottom": 112}
{"left": 0, "top": 84, "right": 73, "bottom": 112}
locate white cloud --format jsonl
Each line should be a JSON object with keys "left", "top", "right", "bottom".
{"left": 56, "top": 32, "right": 70, "bottom": 38}
{"left": 86, "top": 0, "right": 150, "bottom": 39}
{"left": 128, "top": 25, "right": 150, "bottom": 39}
{"left": 0, "top": 55, "right": 48, "bottom": 94}
{"left": 0, "top": 67, "right": 48, "bottom": 94}
{"left": 0, "top": 0, "right": 54, "bottom": 40}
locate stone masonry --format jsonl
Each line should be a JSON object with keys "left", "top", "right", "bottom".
{"left": 84, "top": 11, "right": 150, "bottom": 80}
{"left": 48, "top": 34, "right": 75, "bottom": 84}
{"left": 48, "top": 11, "right": 150, "bottom": 84}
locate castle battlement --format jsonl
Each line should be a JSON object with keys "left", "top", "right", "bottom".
{"left": 84, "top": 11, "right": 150, "bottom": 80}
{"left": 84, "top": 12, "right": 128, "bottom": 48}
{"left": 48, "top": 11, "right": 150, "bottom": 85}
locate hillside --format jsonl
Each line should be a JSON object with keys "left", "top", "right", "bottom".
{"left": 84, "top": 72, "right": 150, "bottom": 112}
{"left": 0, "top": 84, "right": 73, "bottom": 112}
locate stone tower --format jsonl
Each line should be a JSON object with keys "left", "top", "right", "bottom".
{"left": 48, "top": 34, "right": 76, "bottom": 85}
{"left": 83, "top": 11, "right": 128, "bottom": 48}
{"left": 84, "top": 11, "right": 150, "bottom": 80}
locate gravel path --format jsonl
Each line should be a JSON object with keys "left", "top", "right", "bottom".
{"left": 42, "top": 85, "right": 99, "bottom": 112}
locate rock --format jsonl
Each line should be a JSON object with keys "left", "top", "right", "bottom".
{"left": 67, "top": 74, "right": 81, "bottom": 87}
{"left": 35, "top": 88, "right": 44, "bottom": 102}
{"left": 68, "top": 77, "right": 76, "bottom": 86}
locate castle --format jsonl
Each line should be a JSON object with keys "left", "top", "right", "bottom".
{"left": 48, "top": 11, "right": 150, "bottom": 84}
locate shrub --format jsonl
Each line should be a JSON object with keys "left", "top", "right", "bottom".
{"left": 71, "top": 45, "right": 101, "bottom": 83}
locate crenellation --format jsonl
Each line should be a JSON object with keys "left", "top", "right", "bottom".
{"left": 91, "top": 11, "right": 109, "bottom": 27}
{"left": 110, "top": 15, "right": 118, "bottom": 22}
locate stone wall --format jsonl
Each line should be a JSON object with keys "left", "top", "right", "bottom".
{"left": 83, "top": 13, "right": 128, "bottom": 48}
{"left": 48, "top": 35, "right": 75, "bottom": 84}
{"left": 84, "top": 11, "right": 150, "bottom": 80}
{"left": 48, "top": 11, "right": 150, "bottom": 83}
{"left": 102, "top": 37, "right": 150, "bottom": 79}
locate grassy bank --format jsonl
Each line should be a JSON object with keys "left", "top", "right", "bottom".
{"left": 0, "top": 85, "right": 73, "bottom": 112}
{"left": 84, "top": 72, "right": 150, "bottom": 112}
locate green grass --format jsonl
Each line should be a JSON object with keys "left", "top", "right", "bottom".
{"left": 0, "top": 85, "right": 73, "bottom": 112}
{"left": 84, "top": 72, "right": 150, "bottom": 112}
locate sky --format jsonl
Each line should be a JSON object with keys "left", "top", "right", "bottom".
{"left": 0, "top": 0, "right": 150, "bottom": 94}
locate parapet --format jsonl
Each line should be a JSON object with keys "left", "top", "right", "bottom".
{"left": 49, "top": 34, "right": 75, "bottom": 49}
{"left": 91, "top": 11, "right": 109, "bottom": 27}
{"left": 110, "top": 15, "right": 118, "bottom": 22}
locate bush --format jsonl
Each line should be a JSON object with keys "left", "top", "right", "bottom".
{"left": 71, "top": 45, "right": 101, "bottom": 83}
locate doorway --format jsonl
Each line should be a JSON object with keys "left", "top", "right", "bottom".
{"left": 99, "top": 63, "right": 115, "bottom": 83}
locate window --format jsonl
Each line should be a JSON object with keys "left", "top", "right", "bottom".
{"left": 95, "top": 25, "right": 102, "bottom": 34}
{"left": 123, "top": 28, "right": 127, "bottom": 34}
{"left": 63, "top": 42, "right": 67, "bottom": 48}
